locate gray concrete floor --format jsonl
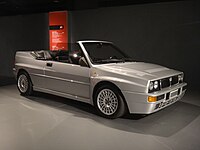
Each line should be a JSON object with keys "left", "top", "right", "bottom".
{"left": 0, "top": 85, "right": 200, "bottom": 150}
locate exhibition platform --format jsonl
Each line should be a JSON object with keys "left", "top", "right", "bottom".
{"left": 0, "top": 84, "right": 199, "bottom": 150}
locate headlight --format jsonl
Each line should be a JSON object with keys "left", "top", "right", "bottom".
{"left": 149, "top": 81, "right": 154, "bottom": 91}
{"left": 178, "top": 74, "right": 184, "bottom": 83}
{"left": 154, "top": 81, "right": 159, "bottom": 89}
{"left": 149, "top": 80, "right": 160, "bottom": 93}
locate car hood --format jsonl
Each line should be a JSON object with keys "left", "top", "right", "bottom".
{"left": 95, "top": 62, "right": 181, "bottom": 81}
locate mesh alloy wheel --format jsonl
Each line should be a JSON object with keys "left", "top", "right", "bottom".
{"left": 17, "top": 72, "right": 33, "bottom": 96}
{"left": 94, "top": 85, "right": 126, "bottom": 119}
{"left": 97, "top": 89, "right": 119, "bottom": 115}
{"left": 18, "top": 74, "right": 29, "bottom": 93}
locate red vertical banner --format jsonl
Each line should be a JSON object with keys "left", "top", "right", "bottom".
{"left": 49, "top": 11, "right": 68, "bottom": 50}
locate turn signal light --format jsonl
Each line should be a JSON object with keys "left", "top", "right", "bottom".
{"left": 148, "top": 96, "right": 157, "bottom": 102}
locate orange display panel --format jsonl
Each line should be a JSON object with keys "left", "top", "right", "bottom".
{"left": 49, "top": 11, "right": 68, "bottom": 50}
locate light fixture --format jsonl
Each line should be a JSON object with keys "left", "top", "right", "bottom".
{"left": 149, "top": 81, "right": 153, "bottom": 91}
{"left": 148, "top": 96, "right": 157, "bottom": 102}
{"left": 154, "top": 81, "right": 159, "bottom": 89}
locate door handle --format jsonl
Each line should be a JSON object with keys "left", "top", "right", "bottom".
{"left": 46, "top": 62, "right": 53, "bottom": 67}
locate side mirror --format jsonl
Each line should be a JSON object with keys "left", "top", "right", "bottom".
{"left": 79, "top": 57, "right": 88, "bottom": 67}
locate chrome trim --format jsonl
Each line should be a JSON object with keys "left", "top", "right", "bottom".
{"left": 159, "top": 79, "right": 162, "bottom": 90}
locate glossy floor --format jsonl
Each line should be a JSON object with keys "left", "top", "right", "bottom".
{"left": 0, "top": 85, "right": 200, "bottom": 150}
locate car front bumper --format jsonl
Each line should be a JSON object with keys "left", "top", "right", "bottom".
{"left": 122, "top": 83, "right": 187, "bottom": 114}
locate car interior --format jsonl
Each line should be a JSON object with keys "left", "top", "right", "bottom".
{"left": 31, "top": 49, "right": 83, "bottom": 66}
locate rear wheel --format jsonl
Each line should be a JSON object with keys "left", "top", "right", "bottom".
{"left": 94, "top": 85, "right": 126, "bottom": 119}
{"left": 17, "top": 71, "right": 33, "bottom": 96}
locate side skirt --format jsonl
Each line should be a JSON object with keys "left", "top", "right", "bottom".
{"left": 33, "top": 86, "right": 92, "bottom": 105}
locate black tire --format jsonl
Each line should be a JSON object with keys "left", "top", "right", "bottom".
{"left": 17, "top": 71, "right": 33, "bottom": 96}
{"left": 94, "top": 85, "right": 126, "bottom": 119}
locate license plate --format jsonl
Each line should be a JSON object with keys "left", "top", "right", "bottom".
{"left": 154, "top": 97, "right": 178, "bottom": 110}
{"left": 170, "top": 89, "right": 178, "bottom": 98}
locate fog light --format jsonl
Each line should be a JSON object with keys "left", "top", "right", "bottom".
{"left": 148, "top": 96, "right": 157, "bottom": 102}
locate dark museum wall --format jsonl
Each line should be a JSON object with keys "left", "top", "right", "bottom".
{"left": 70, "top": 1, "right": 200, "bottom": 91}
{"left": 0, "top": 13, "right": 49, "bottom": 78}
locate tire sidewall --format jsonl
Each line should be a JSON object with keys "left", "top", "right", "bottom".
{"left": 94, "top": 85, "right": 125, "bottom": 119}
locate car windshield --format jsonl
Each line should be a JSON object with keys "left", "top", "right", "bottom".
{"left": 83, "top": 42, "right": 134, "bottom": 64}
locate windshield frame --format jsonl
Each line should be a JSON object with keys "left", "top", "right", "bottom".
{"left": 79, "top": 41, "right": 133, "bottom": 65}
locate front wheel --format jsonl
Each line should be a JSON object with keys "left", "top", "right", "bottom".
{"left": 94, "top": 85, "right": 126, "bottom": 119}
{"left": 17, "top": 72, "right": 33, "bottom": 96}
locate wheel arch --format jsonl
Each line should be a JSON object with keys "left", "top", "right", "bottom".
{"left": 17, "top": 69, "right": 33, "bottom": 85}
{"left": 17, "top": 68, "right": 28, "bottom": 76}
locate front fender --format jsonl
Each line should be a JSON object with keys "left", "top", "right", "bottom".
{"left": 91, "top": 76, "right": 147, "bottom": 95}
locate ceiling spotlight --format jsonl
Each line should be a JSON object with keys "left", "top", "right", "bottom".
{"left": 53, "top": 0, "right": 60, "bottom": 3}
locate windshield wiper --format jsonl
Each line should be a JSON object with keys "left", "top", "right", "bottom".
{"left": 121, "top": 58, "right": 135, "bottom": 62}
{"left": 93, "top": 58, "right": 134, "bottom": 64}
{"left": 94, "top": 59, "right": 124, "bottom": 64}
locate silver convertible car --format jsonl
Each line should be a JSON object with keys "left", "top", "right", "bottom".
{"left": 13, "top": 40, "right": 187, "bottom": 119}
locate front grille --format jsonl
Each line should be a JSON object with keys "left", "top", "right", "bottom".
{"left": 161, "top": 75, "right": 179, "bottom": 89}
{"left": 166, "top": 92, "right": 170, "bottom": 100}
{"left": 172, "top": 75, "right": 178, "bottom": 85}
{"left": 157, "top": 94, "right": 165, "bottom": 101}
{"left": 161, "top": 78, "right": 170, "bottom": 88}
{"left": 148, "top": 74, "right": 183, "bottom": 93}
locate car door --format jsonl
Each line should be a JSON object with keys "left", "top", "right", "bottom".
{"left": 43, "top": 59, "right": 90, "bottom": 102}
{"left": 28, "top": 51, "right": 47, "bottom": 89}
{"left": 29, "top": 59, "right": 46, "bottom": 89}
